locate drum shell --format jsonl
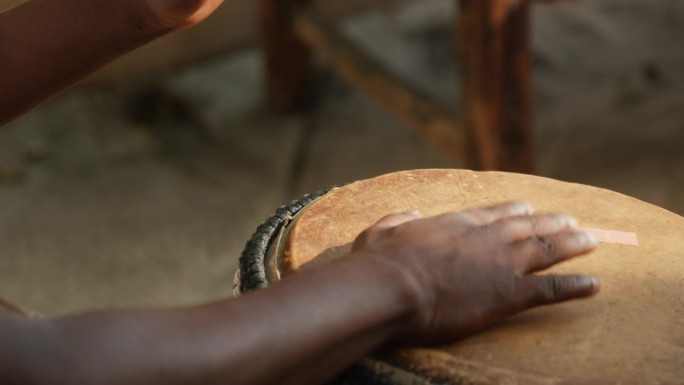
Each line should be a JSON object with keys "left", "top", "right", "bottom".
{"left": 238, "top": 169, "right": 684, "bottom": 385}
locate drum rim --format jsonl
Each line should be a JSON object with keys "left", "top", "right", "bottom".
{"left": 238, "top": 188, "right": 333, "bottom": 294}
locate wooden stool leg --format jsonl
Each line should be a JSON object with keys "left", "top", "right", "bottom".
{"left": 260, "top": 0, "right": 315, "bottom": 111}
{"left": 458, "top": 0, "right": 534, "bottom": 172}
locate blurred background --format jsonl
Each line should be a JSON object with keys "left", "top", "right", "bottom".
{"left": 1, "top": 0, "right": 682, "bottom": 315}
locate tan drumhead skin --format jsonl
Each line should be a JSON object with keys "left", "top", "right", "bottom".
{"left": 282, "top": 169, "right": 684, "bottom": 385}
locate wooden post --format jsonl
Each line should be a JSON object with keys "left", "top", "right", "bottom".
{"left": 458, "top": 0, "right": 534, "bottom": 172}
{"left": 259, "top": 0, "right": 315, "bottom": 111}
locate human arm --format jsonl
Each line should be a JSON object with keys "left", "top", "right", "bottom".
{"left": 0, "top": 202, "right": 599, "bottom": 385}
{"left": 0, "top": 0, "right": 222, "bottom": 126}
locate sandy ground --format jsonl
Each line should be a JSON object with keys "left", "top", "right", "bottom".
{"left": 0, "top": 0, "right": 682, "bottom": 315}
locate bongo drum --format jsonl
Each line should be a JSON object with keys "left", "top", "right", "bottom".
{"left": 237, "top": 169, "right": 684, "bottom": 384}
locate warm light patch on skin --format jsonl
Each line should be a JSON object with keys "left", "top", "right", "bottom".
{"left": 579, "top": 227, "right": 639, "bottom": 246}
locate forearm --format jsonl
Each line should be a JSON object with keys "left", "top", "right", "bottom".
{"left": 0, "top": 253, "right": 417, "bottom": 385}
{"left": 0, "top": 204, "right": 601, "bottom": 384}
{"left": 0, "top": 0, "right": 169, "bottom": 125}
{"left": 228, "top": 253, "right": 418, "bottom": 385}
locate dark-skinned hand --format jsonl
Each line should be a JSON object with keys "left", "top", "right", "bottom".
{"left": 352, "top": 201, "right": 600, "bottom": 345}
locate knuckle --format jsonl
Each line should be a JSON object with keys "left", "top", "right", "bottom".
{"left": 545, "top": 275, "right": 568, "bottom": 300}
{"left": 535, "top": 236, "right": 559, "bottom": 260}
{"left": 530, "top": 217, "right": 544, "bottom": 234}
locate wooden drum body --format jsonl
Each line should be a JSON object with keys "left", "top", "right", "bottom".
{"left": 237, "top": 169, "right": 684, "bottom": 385}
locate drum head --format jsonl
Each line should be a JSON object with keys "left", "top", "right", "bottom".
{"left": 279, "top": 169, "right": 684, "bottom": 384}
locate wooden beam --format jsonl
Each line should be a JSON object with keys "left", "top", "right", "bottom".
{"left": 294, "top": 9, "right": 465, "bottom": 161}
{"left": 458, "top": 0, "right": 535, "bottom": 172}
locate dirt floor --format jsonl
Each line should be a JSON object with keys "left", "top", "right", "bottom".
{"left": 1, "top": 0, "right": 683, "bottom": 315}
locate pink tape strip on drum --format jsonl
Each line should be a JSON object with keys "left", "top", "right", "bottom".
{"left": 579, "top": 227, "right": 639, "bottom": 246}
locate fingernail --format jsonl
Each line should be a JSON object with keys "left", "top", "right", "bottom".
{"left": 566, "top": 216, "right": 579, "bottom": 228}
{"left": 579, "top": 276, "right": 600, "bottom": 293}
{"left": 408, "top": 210, "right": 423, "bottom": 217}
{"left": 580, "top": 231, "right": 598, "bottom": 246}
